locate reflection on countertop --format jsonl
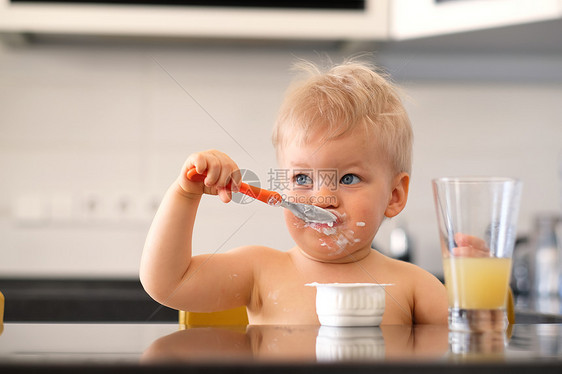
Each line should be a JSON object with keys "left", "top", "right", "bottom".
{"left": 515, "top": 294, "right": 562, "bottom": 322}
{"left": 142, "top": 324, "right": 450, "bottom": 363}
{"left": 141, "top": 324, "right": 562, "bottom": 364}
{"left": 1, "top": 323, "right": 561, "bottom": 372}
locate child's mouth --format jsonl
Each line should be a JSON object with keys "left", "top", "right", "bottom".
{"left": 305, "top": 211, "right": 343, "bottom": 234}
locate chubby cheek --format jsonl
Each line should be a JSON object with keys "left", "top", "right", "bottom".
{"left": 349, "top": 218, "right": 379, "bottom": 247}
{"left": 353, "top": 198, "right": 388, "bottom": 241}
{"left": 353, "top": 207, "right": 383, "bottom": 236}
{"left": 284, "top": 210, "right": 306, "bottom": 234}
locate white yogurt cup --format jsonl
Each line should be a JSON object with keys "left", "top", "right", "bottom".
{"left": 306, "top": 283, "right": 391, "bottom": 327}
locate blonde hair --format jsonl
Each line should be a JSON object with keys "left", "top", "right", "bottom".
{"left": 272, "top": 58, "right": 413, "bottom": 175}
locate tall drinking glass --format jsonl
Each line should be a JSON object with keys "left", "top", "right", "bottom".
{"left": 432, "top": 177, "right": 522, "bottom": 332}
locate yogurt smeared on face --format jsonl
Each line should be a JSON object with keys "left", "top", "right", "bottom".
{"left": 306, "top": 222, "right": 337, "bottom": 236}
{"left": 292, "top": 211, "right": 369, "bottom": 256}
{"left": 317, "top": 230, "right": 356, "bottom": 256}
{"left": 298, "top": 213, "right": 366, "bottom": 255}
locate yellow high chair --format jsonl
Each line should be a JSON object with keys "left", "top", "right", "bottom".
{"left": 506, "top": 287, "right": 515, "bottom": 325}
{"left": 0, "top": 290, "right": 4, "bottom": 335}
{"left": 179, "top": 306, "right": 248, "bottom": 329}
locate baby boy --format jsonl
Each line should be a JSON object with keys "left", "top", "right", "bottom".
{"left": 140, "top": 59, "right": 448, "bottom": 324}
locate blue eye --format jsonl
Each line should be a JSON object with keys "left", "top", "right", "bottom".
{"left": 340, "top": 174, "right": 360, "bottom": 185}
{"left": 295, "top": 174, "right": 313, "bottom": 186}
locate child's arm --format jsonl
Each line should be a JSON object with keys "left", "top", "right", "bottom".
{"left": 412, "top": 268, "right": 449, "bottom": 324}
{"left": 139, "top": 150, "right": 254, "bottom": 312}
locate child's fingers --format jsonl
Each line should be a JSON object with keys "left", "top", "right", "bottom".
{"left": 187, "top": 152, "right": 208, "bottom": 175}
{"left": 215, "top": 166, "right": 232, "bottom": 189}
{"left": 208, "top": 153, "right": 240, "bottom": 191}
{"left": 451, "top": 246, "right": 490, "bottom": 257}
{"left": 201, "top": 153, "right": 222, "bottom": 187}
{"left": 454, "top": 233, "right": 488, "bottom": 251}
{"left": 216, "top": 166, "right": 241, "bottom": 193}
{"left": 217, "top": 187, "right": 232, "bottom": 203}
{"left": 182, "top": 150, "right": 240, "bottom": 196}
{"left": 452, "top": 233, "right": 490, "bottom": 257}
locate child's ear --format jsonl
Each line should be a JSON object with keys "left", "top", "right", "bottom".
{"left": 384, "top": 172, "right": 410, "bottom": 218}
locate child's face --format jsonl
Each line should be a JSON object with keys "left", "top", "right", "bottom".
{"left": 277, "top": 126, "right": 408, "bottom": 263}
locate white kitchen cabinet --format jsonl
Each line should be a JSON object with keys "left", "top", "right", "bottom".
{"left": 389, "top": 0, "right": 562, "bottom": 40}
{"left": 0, "top": 0, "right": 560, "bottom": 41}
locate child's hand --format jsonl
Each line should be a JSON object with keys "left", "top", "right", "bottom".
{"left": 452, "top": 233, "right": 490, "bottom": 257}
{"left": 178, "top": 150, "right": 241, "bottom": 203}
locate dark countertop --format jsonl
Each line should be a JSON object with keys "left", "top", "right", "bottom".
{"left": 0, "top": 278, "right": 177, "bottom": 322}
{"left": 2, "top": 278, "right": 562, "bottom": 324}
{"left": 0, "top": 323, "right": 561, "bottom": 373}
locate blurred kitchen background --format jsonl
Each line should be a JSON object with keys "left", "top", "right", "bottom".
{"left": 0, "top": 0, "right": 561, "bottom": 319}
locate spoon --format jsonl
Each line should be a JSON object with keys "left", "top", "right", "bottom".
{"left": 186, "top": 168, "right": 337, "bottom": 224}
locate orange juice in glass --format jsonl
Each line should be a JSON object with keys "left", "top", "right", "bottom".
{"left": 442, "top": 257, "right": 512, "bottom": 309}
{"left": 433, "top": 177, "right": 522, "bottom": 332}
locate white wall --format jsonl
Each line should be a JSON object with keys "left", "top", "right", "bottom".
{"left": 0, "top": 34, "right": 560, "bottom": 278}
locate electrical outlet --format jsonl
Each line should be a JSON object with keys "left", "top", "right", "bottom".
{"left": 112, "top": 193, "right": 137, "bottom": 223}
{"left": 13, "top": 194, "right": 47, "bottom": 224}
{"left": 79, "top": 192, "right": 107, "bottom": 223}
{"left": 105, "top": 192, "right": 156, "bottom": 224}
{"left": 75, "top": 191, "right": 161, "bottom": 225}
{"left": 126, "top": 192, "right": 160, "bottom": 223}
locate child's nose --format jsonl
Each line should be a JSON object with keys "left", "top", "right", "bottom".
{"left": 312, "top": 186, "right": 338, "bottom": 209}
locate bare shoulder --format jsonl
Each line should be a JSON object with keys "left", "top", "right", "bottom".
{"left": 228, "top": 244, "right": 283, "bottom": 254}
{"left": 376, "top": 253, "right": 437, "bottom": 283}
{"left": 373, "top": 253, "right": 448, "bottom": 324}
{"left": 223, "top": 244, "right": 286, "bottom": 262}
{"left": 215, "top": 245, "right": 290, "bottom": 273}
{"left": 385, "top": 257, "right": 444, "bottom": 296}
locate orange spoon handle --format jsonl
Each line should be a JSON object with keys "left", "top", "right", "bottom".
{"left": 237, "top": 183, "right": 282, "bottom": 205}
{"left": 187, "top": 167, "right": 282, "bottom": 206}
{"left": 186, "top": 168, "right": 206, "bottom": 183}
